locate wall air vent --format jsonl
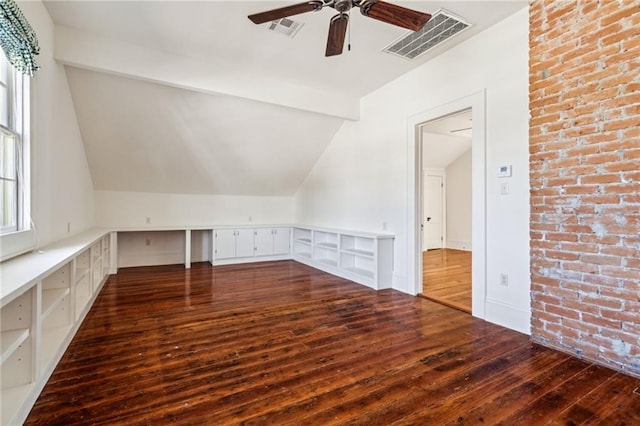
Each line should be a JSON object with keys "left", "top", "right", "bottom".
{"left": 267, "top": 18, "right": 304, "bottom": 38}
{"left": 383, "top": 10, "right": 471, "bottom": 60}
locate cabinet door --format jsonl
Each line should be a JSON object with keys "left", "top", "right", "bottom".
{"left": 273, "top": 227, "right": 290, "bottom": 255}
{"left": 254, "top": 228, "right": 274, "bottom": 257}
{"left": 235, "top": 229, "right": 255, "bottom": 258}
{"left": 214, "top": 229, "right": 236, "bottom": 259}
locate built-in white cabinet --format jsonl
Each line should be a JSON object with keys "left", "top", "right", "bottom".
{"left": 214, "top": 229, "right": 254, "bottom": 259}
{"left": 1, "top": 230, "right": 113, "bottom": 425}
{"left": 292, "top": 226, "right": 394, "bottom": 290}
{"left": 212, "top": 227, "right": 291, "bottom": 265}
{"left": 254, "top": 227, "right": 290, "bottom": 256}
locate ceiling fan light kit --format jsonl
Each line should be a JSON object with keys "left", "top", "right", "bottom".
{"left": 248, "top": 0, "right": 432, "bottom": 57}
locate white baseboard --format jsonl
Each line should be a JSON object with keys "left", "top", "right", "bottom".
{"left": 211, "top": 254, "right": 290, "bottom": 266}
{"left": 485, "top": 297, "right": 531, "bottom": 335}
{"left": 392, "top": 273, "right": 410, "bottom": 294}
{"left": 446, "top": 239, "right": 472, "bottom": 251}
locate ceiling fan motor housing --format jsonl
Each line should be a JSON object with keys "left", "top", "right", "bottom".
{"left": 334, "top": 0, "right": 353, "bottom": 13}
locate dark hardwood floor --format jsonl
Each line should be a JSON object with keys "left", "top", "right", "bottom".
{"left": 26, "top": 261, "right": 640, "bottom": 425}
{"left": 422, "top": 249, "right": 472, "bottom": 313}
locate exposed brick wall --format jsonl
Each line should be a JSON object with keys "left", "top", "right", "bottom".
{"left": 529, "top": 0, "right": 640, "bottom": 377}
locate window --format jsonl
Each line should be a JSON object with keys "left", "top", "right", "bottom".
{"left": 0, "top": 52, "right": 31, "bottom": 260}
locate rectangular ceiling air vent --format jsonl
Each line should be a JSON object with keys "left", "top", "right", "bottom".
{"left": 267, "top": 18, "right": 304, "bottom": 38}
{"left": 383, "top": 10, "right": 471, "bottom": 60}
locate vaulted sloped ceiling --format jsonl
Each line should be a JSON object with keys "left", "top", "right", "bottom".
{"left": 66, "top": 67, "right": 344, "bottom": 195}
{"left": 48, "top": 1, "right": 526, "bottom": 196}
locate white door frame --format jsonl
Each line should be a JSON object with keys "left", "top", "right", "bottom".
{"left": 422, "top": 168, "right": 445, "bottom": 251}
{"left": 407, "top": 90, "right": 487, "bottom": 319}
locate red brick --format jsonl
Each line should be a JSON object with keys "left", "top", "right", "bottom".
{"left": 529, "top": 0, "right": 640, "bottom": 377}
{"left": 581, "top": 174, "right": 621, "bottom": 184}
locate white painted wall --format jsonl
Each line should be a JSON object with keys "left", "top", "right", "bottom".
{"left": 295, "top": 8, "right": 530, "bottom": 333}
{"left": 96, "top": 190, "right": 293, "bottom": 267}
{"left": 446, "top": 149, "right": 472, "bottom": 251}
{"left": 95, "top": 191, "right": 294, "bottom": 228}
{"left": 21, "top": 1, "right": 95, "bottom": 247}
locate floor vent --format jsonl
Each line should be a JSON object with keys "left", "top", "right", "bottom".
{"left": 267, "top": 18, "right": 304, "bottom": 38}
{"left": 383, "top": 10, "right": 471, "bottom": 60}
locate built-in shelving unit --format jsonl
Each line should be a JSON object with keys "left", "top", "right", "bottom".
{"left": 292, "top": 227, "right": 312, "bottom": 260}
{"left": 1, "top": 229, "right": 113, "bottom": 426}
{"left": 1, "top": 224, "right": 392, "bottom": 424}
{"left": 292, "top": 226, "right": 394, "bottom": 289}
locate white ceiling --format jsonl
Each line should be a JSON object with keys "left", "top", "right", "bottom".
{"left": 45, "top": 1, "right": 526, "bottom": 98}
{"left": 422, "top": 109, "right": 472, "bottom": 168}
{"left": 44, "top": 1, "right": 525, "bottom": 195}
{"left": 66, "top": 67, "right": 343, "bottom": 195}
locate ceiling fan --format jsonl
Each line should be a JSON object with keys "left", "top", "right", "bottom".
{"left": 248, "top": 0, "right": 431, "bottom": 57}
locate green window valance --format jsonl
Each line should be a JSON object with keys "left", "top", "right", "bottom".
{"left": 0, "top": 0, "right": 39, "bottom": 76}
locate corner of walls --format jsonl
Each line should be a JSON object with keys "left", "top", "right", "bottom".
{"left": 22, "top": 1, "right": 95, "bottom": 247}
{"left": 295, "top": 8, "right": 530, "bottom": 321}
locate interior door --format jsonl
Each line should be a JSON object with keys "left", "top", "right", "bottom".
{"left": 424, "top": 174, "right": 443, "bottom": 250}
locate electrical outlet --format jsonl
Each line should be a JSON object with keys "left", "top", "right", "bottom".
{"left": 67, "top": 222, "right": 71, "bottom": 233}
{"left": 146, "top": 217, "right": 151, "bottom": 224}
{"left": 382, "top": 221, "right": 388, "bottom": 231}
{"left": 500, "top": 273, "right": 509, "bottom": 287}
{"left": 248, "top": 216, "right": 253, "bottom": 222}
{"left": 145, "top": 239, "right": 151, "bottom": 246}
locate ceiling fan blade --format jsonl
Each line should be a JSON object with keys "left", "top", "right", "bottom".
{"left": 325, "top": 13, "right": 349, "bottom": 57}
{"left": 360, "top": 0, "right": 431, "bottom": 31}
{"left": 248, "top": 1, "right": 324, "bottom": 24}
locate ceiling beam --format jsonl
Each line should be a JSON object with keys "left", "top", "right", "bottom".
{"left": 53, "top": 25, "right": 360, "bottom": 121}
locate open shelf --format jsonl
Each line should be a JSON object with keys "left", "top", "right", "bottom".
{"left": 1, "top": 382, "right": 34, "bottom": 426}
{"left": 313, "top": 245, "right": 339, "bottom": 268}
{"left": 341, "top": 235, "right": 375, "bottom": 256}
{"left": 75, "top": 267, "right": 90, "bottom": 283}
{"left": 75, "top": 274, "right": 91, "bottom": 320}
{"left": 316, "top": 258, "right": 338, "bottom": 268}
{"left": 76, "top": 249, "right": 90, "bottom": 270}
{"left": 316, "top": 242, "right": 338, "bottom": 249}
{"left": 41, "top": 288, "right": 70, "bottom": 321}
{"left": 41, "top": 325, "right": 73, "bottom": 371}
{"left": 341, "top": 248, "right": 374, "bottom": 258}
{"left": 343, "top": 266, "right": 375, "bottom": 279}
{"left": 314, "top": 230, "right": 338, "bottom": 249}
{"left": 0, "top": 329, "right": 29, "bottom": 365}
{"left": 295, "top": 251, "right": 312, "bottom": 259}
{"left": 293, "top": 236, "right": 313, "bottom": 259}
{"left": 340, "top": 251, "right": 375, "bottom": 280}
{"left": 293, "top": 227, "right": 312, "bottom": 243}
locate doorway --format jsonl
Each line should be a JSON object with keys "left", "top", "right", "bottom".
{"left": 407, "top": 91, "right": 486, "bottom": 319}
{"left": 420, "top": 109, "right": 472, "bottom": 312}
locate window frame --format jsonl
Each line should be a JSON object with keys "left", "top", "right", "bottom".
{"left": 0, "top": 54, "right": 32, "bottom": 261}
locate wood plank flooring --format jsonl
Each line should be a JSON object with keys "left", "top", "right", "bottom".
{"left": 422, "top": 248, "right": 472, "bottom": 313}
{"left": 26, "top": 261, "right": 640, "bottom": 425}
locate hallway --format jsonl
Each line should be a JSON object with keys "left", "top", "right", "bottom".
{"left": 422, "top": 248, "right": 472, "bottom": 313}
